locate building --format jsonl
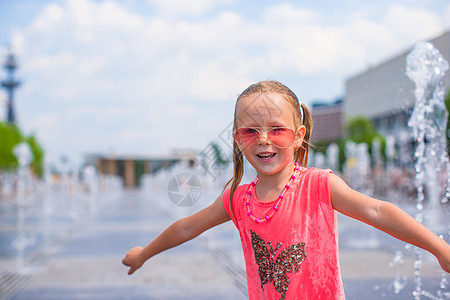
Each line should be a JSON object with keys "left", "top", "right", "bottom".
{"left": 344, "top": 31, "right": 450, "bottom": 138}
{"left": 310, "top": 98, "right": 343, "bottom": 143}
{"left": 85, "top": 150, "right": 196, "bottom": 188}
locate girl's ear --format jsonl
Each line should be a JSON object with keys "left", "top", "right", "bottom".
{"left": 295, "top": 125, "right": 306, "bottom": 148}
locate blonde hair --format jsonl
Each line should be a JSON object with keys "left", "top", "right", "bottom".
{"left": 225, "top": 80, "right": 313, "bottom": 221}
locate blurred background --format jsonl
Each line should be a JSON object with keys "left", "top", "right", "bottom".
{"left": 1, "top": 1, "right": 450, "bottom": 299}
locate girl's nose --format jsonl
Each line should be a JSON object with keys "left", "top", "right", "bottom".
{"left": 258, "top": 130, "right": 271, "bottom": 145}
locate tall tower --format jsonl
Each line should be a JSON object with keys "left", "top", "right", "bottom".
{"left": 1, "top": 48, "right": 21, "bottom": 125}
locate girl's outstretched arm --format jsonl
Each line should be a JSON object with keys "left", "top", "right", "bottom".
{"left": 122, "top": 194, "right": 230, "bottom": 275}
{"left": 329, "top": 173, "right": 450, "bottom": 273}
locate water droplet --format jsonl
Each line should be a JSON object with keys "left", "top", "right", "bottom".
{"left": 440, "top": 277, "right": 447, "bottom": 289}
{"left": 393, "top": 276, "right": 407, "bottom": 294}
{"left": 414, "top": 260, "right": 422, "bottom": 270}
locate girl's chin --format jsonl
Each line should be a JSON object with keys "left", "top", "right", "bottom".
{"left": 253, "top": 162, "right": 294, "bottom": 177}
{"left": 246, "top": 152, "right": 295, "bottom": 173}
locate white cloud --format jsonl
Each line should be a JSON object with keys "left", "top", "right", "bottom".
{"left": 330, "top": 3, "right": 447, "bottom": 75}
{"left": 384, "top": 5, "right": 443, "bottom": 45}
{"left": 67, "top": 0, "right": 95, "bottom": 27}
{"left": 147, "top": 0, "right": 236, "bottom": 18}
{"left": 30, "top": 3, "right": 64, "bottom": 31}
{"left": 19, "top": 1, "right": 446, "bottom": 107}
{"left": 262, "top": 3, "right": 318, "bottom": 24}
{"left": 445, "top": 3, "right": 450, "bottom": 29}
{"left": 7, "top": 0, "right": 449, "bottom": 162}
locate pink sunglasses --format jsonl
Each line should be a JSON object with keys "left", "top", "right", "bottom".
{"left": 234, "top": 127, "right": 296, "bottom": 149}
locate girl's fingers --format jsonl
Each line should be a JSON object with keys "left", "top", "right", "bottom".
{"left": 128, "top": 267, "right": 136, "bottom": 275}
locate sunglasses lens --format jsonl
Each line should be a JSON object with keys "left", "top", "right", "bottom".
{"left": 268, "top": 128, "right": 295, "bottom": 148}
{"left": 235, "top": 128, "right": 259, "bottom": 148}
{"left": 235, "top": 127, "right": 295, "bottom": 148}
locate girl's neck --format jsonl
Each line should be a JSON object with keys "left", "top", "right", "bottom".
{"left": 255, "top": 162, "right": 296, "bottom": 202}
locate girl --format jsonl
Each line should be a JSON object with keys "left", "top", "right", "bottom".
{"left": 123, "top": 80, "right": 450, "bottom": 299}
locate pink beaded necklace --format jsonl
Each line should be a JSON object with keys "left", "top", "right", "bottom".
{"left": 245, "top": 162, "right": 300, "bottom": 223}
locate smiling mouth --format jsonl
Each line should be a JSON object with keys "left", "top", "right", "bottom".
{"left": 257, "top": 153, "right": 276, "bottom": 159}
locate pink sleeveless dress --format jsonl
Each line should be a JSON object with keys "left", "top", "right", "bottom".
{"left": 222, "top": 167, "right": 345, "bottom": 299}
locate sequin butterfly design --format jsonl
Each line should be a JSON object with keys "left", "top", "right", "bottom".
{"left": 250, "top": 230, "right": 306, "bottom": 300}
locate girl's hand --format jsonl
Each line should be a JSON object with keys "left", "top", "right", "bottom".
{"left": 122, "top": 246, "right": 145, "bottom": 275}
{"left": 121, "top": 195, "right": 230, "bottom": 276}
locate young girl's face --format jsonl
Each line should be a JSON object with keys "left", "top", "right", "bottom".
{"left": 235, "top": 92, "right": 305, "bottom": 176}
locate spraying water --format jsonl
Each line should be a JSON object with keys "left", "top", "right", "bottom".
{"left": 406, "top": 41, "right": 450, "bottom": 299}
{"left": 12, "top": 143, "right": 35, "bottom": 272}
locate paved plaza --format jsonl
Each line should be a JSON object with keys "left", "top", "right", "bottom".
{"left": 0, "top": 188, "right": 448, "bottom": 300}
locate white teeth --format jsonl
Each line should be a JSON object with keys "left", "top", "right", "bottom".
{"left": 258, "top": 153, "right": 275, "bottom": 158}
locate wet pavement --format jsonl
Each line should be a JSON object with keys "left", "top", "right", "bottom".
{"left": 0, "top": 188, "right": 448, "bottom": 299}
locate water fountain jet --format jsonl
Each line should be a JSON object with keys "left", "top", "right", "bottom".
{"left": 406, "top": 41, "right": 450, "bottom": 300}
{"left": 12, "top": 142, "right": 35, "bottom": 273}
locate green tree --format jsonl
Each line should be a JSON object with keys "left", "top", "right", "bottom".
{"left": 346, "top": 116, "right": 380, "bottom": 144}
{"left": 0, "top": 122, "right": 22, "bottom": 170}
{"left": 0, "top": 122, "right": 45, "bottom": 177}
{"left": 26, "top": 135, "right": 45, "bottom": 177}
{"left": 345, "top": 115, "right": 386, "bottom": 164}
{"left": 311, "top": 116, "right": 386, "bottom": 171}
{"left": 210, "top": 141, "right": 229, "bottom": 168}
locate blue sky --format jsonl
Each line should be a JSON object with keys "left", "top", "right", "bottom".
{"left": 0, "top": 0, "right": 449, "bottom": 168}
